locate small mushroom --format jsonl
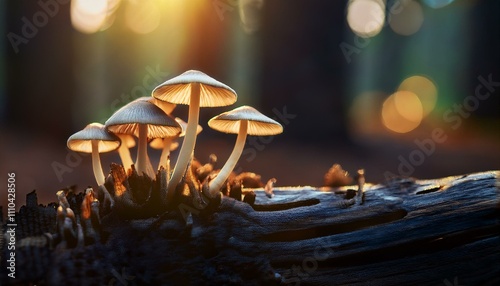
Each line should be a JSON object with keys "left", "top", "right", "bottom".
{"left": 67, "top": 123, "right": 121, "bottom": 186}
{"left": 116, "top": 134, "right": 136, "bottom": 173}
{"left": 206, "top": 105, "right": 283, "bottom": 198}
{"left": 152, "top": 70, "right": 237, "bottom": 200}
{"left": 150, "top": 117, "right": 203, "bottom": 171}
{"left": 105, "top": 100, "right": 182, "bottom": 179}
{"left": 135, "top": 96, "right": 177, "bottom": 115}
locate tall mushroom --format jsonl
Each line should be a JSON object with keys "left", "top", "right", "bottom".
{"left": 206, "top": 105, "right": 283, "bottom": 198}
{"left": 152, "top": 70, "right": 237, "bottom": 200}
{"left": 67, "top": 122, "right": 121, "bottom": 186}
{"left": 105, "top": 100, "right": 182, "bottom": 179}
{"left": 150, "top": 117, "right": 203, "bottom": 171}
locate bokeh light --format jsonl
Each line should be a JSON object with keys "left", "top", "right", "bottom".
{"left": 347, "top": 0, "right": 385, "bottom": 38}
{"left": 71, "top": 0, "right": 109, "bottom": 34}
{"left": 381, "top": 91, "right": 423, "bottom": 133}
{"left": 125, "top": 0, "right": 161, "bottom": 34}
{"left": 398, "top": 75, "right": 438, "bottom": 116}
{"left": 388, "top": 0, "right": 424, "bottom": 36}
{"left": 423, "top": 0, "right": 455, "bottom": 9}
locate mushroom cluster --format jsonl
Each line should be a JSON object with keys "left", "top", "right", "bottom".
{"left": 67, "top": 70, "right": 283, "bottom": 213}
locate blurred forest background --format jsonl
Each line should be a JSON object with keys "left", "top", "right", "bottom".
{"left": 1, "top": 0, "right": 499, "bottom": 210}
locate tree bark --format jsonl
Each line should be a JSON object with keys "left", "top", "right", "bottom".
{"left": 1, "top": 171, "right": 499, "bottom": 285}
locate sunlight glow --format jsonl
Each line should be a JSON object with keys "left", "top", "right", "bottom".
{"left": 347, "top": 0, "right": 386, "bottom": 38}
{"left": 125, "top": 0, "right": 161, "bottom": 34}
{"left": 71, "top": 0, "right": 109, "bottom": 34}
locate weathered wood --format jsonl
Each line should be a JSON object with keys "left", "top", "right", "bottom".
{"left": 1, "top": 171, "right": 499, "bottom": 285}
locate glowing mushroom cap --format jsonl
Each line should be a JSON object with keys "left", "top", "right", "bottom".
{"left": 175, "top": 117, "right": 203, "bottom": 137}
{"left": 117, "top": 134, "right": 136, "bottom": 148}
{"left": 67, "top": 123, "right": 121, "bottom": 153}
{"left": 208, "top": 105, "right": 283, "bottom": 136}
{"left": 148, "top": 118, "right": 201, "bottom": 150}
{"left": 105, "top": 100, "right": 182, "bottom": 139}
{"left": 150, "top": 139, "right": 179, "bottom": 151}
{"left": 135, "top": 96, "right": 176, "bottom": 115}
{"left": 152, "top": 70, "right": 237, "bottom": 107}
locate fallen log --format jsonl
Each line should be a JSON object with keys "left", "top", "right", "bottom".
{"left": 1, "top": 170, "right": 499, "bottom": 285}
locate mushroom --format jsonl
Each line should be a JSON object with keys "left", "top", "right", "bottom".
{"left": 116, "top": 134, "right": 136, "bottom": 173}
{"left": 105, "top": 100, "right": 182, "bottom": 179}
{"left": 150, "top": 117, "right": 203, "bottom": 171}
{"left": 135, "top": 96, "right": 176, "bottom": 115}
{"left": 152, "top": 70, "right": 237, "bottom": 199}
{"left": 67, "top": 122, "right": 121, "bottom": 186}
{"left": 206, "top": 105, "right": 283, "bottom": 198}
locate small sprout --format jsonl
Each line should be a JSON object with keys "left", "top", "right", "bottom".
{"left": 265, "top": 178, "right": 277, "bottom": 198}
{"left": 355, "top": 169, "right": 366, "bottom": 205}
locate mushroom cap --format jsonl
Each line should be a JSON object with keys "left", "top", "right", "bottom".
{"left": 208, "top": 105, "right": 283, "bottom": 136}
{"left": 135, "top": 96, "right": 176, "bottom": 115}
{"left": 67, "top": 122, "right": 121, "bottom": 153}
{"left": 116, "top": 134, "right": 136, "bottom": 148}
{"left": 150, "top": 139, "right": 180, "bottom": 151}
{"left": 105, "top": 100, "right": 182, "bottom": 139}
{"left": 175, "top": 117, "right": 203, "bottom": 137}
{"left": 152, "top": 70, "right": 237, "bottom": 107}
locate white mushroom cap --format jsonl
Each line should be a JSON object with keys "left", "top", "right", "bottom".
{"left": 175, "top": 117, "right": 203, "bottom": 137}
{"left": 67, "top": 122, "right": 120, "bottom": 186}
{"left": 117, "top": 134, "right": 136, "bottom": 148}
{"left": 152, "top": 70, "right": 237, "bottom": 107}
{"left": 105, "top": 100, "right": 182, "bottom": 179}
{"left": 67, "top": 123, "right": 120, "bottom": 153}
{"left": 105, "top": 100, "right": 181, "bottom": 138}
{"left": 208, "top": 105, "right": 283, "bottom": 136}
{"left": 206, "top": 106, "right": 283, "bottom": 197}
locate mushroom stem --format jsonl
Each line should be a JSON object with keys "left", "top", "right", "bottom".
{"left": 117, "top": 143, "right": 134, "bottom": 172}
{"left": 158, "top": 137, "right": 175, "bottom": 171}
{"left": 91, "top": 140, "right": 106, "bottom": 186}
{"left": 208, "top": 120, "right": 248, "bottom": 198}
{"left": 136, "top": 123, "right": 153, "bottom": 178}
{"left": 167, "top": 83, "right": 200, "bottom": 200}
